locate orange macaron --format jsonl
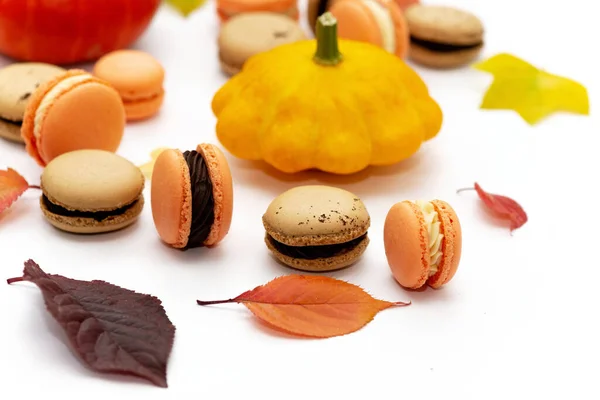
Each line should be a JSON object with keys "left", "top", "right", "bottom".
{"left": 93, "top": 50, "right": 165, "bottom": 121}
{"left": 216, "top": 0, "right": 299, "bottom": 22}
{"left": 383, "top": 199, "right": 462, "bottom": 289}
{"left": 151, "top": 143, "right": 234, "bottom": 250}
{"left": 329, "top": 0, "right": 409, "bottom": 58}
{"left": 21, "top": 69, "right": 125, "bottom": 167}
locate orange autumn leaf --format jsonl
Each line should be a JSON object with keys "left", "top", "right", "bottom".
{"left": 0, "top": 168, "right": 33, "bottom": 214}
{"left": 197, "top": 275, "right": 410, "bottom": 338}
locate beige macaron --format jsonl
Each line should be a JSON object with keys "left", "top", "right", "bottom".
{"left": 405, "top": 5, "right": 484, "bottom": 68}
{"left": 0, "top": 62, "right": 65, "bottom": 143}
{"left": 263, "top": 185, "right": 370, "bottom": 272}
{"left": 218, "top": 12, "right": 306, "bottom": 76}
{"left": 40, "top": 149, "right": 145, "bottom": 234}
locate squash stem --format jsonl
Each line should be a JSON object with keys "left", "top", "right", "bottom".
{"left": 313, "top": 12, "right": 343, "bottom": 66}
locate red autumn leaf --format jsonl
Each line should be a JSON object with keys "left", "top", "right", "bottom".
{"left": 197, "top": 275, "right": 410, "bottom": 338}
{"left": 7, "top": 260, "right": 176, "bottom": 388}
{"left": 457, "top": 182, "right": 528, "bottom": 232}
{"left": 0, "top": 168, "right": 34, "bottom": 214}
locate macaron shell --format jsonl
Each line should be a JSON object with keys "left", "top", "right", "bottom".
{"left": 217, "top": 0, "right": 299, "bottom": 20}
{"left": 409, "top": 42, "right": 482, "bottom": 68}
{"left": 93, "top": 50, "right": 165, "bottom": 101}
{"left": 383, "top": 201, "right": 430, "bottom": 289}
{"left": 266, "top": 233, "right": 370, "bottom": 272}
{"left": 405, "top": 5, "right": 484, "bottom": 45}
{"left": 427, "top": 200, "right": 462, "bottom": 288}
{"left": 0, "top": 62, "right": 65, "bottom": 121}
{"left": 263, "top": 185, "right": 370, "bottom": 246}
{"left": 123, "top": 90, "right": 165, "bottom": 121}
{"left": 330, "top": 0, "right": 383, "bottom": 49}
{"left": 151, "top": 149, "right": 192, "bottom": 248}
{"left": 0, "top": 119, "right": 23, "bottom": 143}
{"left": 218, "top": 12, "right": 306, "bottom": 76}
{"left": 21, "top": 69, "right": 125, "bottom": 166}
{"left": 197, "top": 143, "right": 234, "bottom": 246}
{"left": 395, "top": 0, "right": 418, "bottom": 10}
{"left": 41, "top": 149, "right": 145, "bottom": 211}
{"left": 380, "top": 0, "right": 410, "bottom": 58}
{"left": 40, "top": 195, "right": 144, "bottom": 234}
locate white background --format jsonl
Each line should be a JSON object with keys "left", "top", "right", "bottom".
{"left": 1, "top": 0, "right": 599, "bottom": 398}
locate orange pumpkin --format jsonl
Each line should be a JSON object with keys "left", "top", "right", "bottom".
{"left": 0, "top": 0, "right": 161, "bottom": 65}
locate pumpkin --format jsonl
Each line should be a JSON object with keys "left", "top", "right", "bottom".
{"left": 0, "top": 0, "right": 161, "bottom": 65}
{"left": 211, "top": 12, "right": 443, "bottom": 175}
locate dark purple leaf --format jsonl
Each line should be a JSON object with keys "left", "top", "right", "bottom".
{"left": 7, "top": 259, "right": 176, "bottom": 388}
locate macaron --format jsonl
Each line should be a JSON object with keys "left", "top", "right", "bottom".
{"left": 218, "top": 12, "right": 306, "bottom": 77}
{"left": 395, "top": 0, "right": 418, "bottom": 11}
{"left": 0, "top": 62, "right": 65, "bottom": 144}
{"left": 262, "top": 185, "right": 370, "bottom": 272}
{"left": 21, "top": 69, "right": 126, "bottom": 167}
{"left": 404, "top": 5, "right": 484, "bottom": 68}
{"left": 217, "top": 0, "right": 299, "bottom": 22}
{"left": 93, "top": 50, "right": 165, "bottom": 121}
{"left": 383, "top": 199, "right": 462, "bottom": 289}
{"left": 329, "top": 0, "right": 410, "bottom": 58}
{"left": 40, "top": 150, "right": 145, "bottom": 234}
{"left": 151, "top": 143, "right": 234, "bottom": 250}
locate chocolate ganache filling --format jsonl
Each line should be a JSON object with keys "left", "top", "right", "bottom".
{"left": 0, "top": 117, "right": 22, "bottom": 127}
{"left": 268, "top": 234, "right": 367, "bottom": 260}
{"left": 42, "top": 196, "right": 137, "bottom": 222}
{"left": 317, "top": 0, "right": 330, "bottom": 21}
{"left": 182, "top": 150, "right": 215, "bottom": 249}
{"left": 410, "top": 36, "right": 482, "bottom": 53}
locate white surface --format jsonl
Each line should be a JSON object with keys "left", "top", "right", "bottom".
{"left": 1, "top": 0, "right": 599, "bottom": 398}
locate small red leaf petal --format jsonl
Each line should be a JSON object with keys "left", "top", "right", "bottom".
{"left": 473, "top": 182, "right": 528, "bottom": 231}
{"left": 0, "top": 168, "right": 30, "bottom": 214}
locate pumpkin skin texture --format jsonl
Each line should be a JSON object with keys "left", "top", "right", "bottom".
{"left": 212, "top": 13, "right": 442, "bottom": 175}
{"left": 0, "top": 0, "right": 161, "bottom": 65}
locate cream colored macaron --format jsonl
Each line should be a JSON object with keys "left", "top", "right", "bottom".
{"left": 0, "top": 62, "right": 65, "bottom": 143}
{"left": 40, "top": 149, "right": 145, "bottom": 234}
{"left": 262, "top": 185, "right": 370, "bottom": 272}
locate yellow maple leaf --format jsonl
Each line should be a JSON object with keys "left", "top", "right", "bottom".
{"left": 473, "top": 53, "right": 589, "bottom": 125}
{"left": 164, "top": 0, "right": 208, "bottom": 17}
{"left": 139, "top": 147, "right": 169, "bottom": 180}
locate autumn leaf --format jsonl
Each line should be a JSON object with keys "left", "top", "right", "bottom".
{"left": 7, "top": 260, "right": 176, "bottom": 388}
{"left": 197, "top": 275, "right": 410, "bottom": 338}
{"left": 457, "top": 182, "right": 527, "bottom": 232}
{"left": 164, "top": 0, "right": 208, "bottom": 16}
{"left": 138, "top": 147, "right": 168, "bottom": 179}
{"left": 0, "top": 168, "right": 38, "bottom": 214}
{"left": 473, "top": 53, "right": 589, "bottom": 125}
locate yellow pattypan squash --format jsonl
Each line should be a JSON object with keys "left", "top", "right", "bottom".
{"left": 212, "top": 13, "right": 443, "bottom": 175}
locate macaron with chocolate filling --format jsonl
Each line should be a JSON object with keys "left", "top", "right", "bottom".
{"left": 263, "top": 185, "right": 370, "bottom": 272}
{"left": 404, "top": 5, "right": 484, "bottom": 68}
{"left": 40, "top": 149, "right": 145, "bottom": 234}
{"left": 151, "top": 143, "right": 234, "bottom": 250}
{"left": 383, "top": 199, "right": 462, "bottom": 289}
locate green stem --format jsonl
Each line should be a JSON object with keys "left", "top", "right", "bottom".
{"left": 313, "top": 12, "right": 343, "bottom": 66}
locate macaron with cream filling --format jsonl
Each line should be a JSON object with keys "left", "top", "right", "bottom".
{"left": 21, "top": 69, "right": 125, "bottom": 166}
{"left": 383, "top": 199, "right": 462, "bottom": 289}
{"left": 329, "top": 0, "right": 409, "bottom": 58}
